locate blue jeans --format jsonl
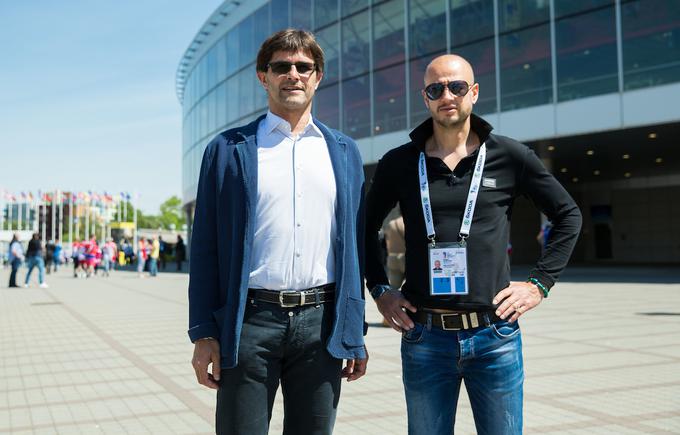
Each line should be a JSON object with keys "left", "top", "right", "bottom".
{"left": 149, "top": 258, "right": 158, "bottom": 276}
{"left": 24, "top": 256, "right": 46, "bottom": 285}
{"left": 401, "top": 316, "right": 524, "bottom": 435}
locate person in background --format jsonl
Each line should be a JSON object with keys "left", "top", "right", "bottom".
{"left": 24, "top": 233, "right": 48, "bottom": 288}
{"left": 53, "top": 239, "right": 63, "bottom": 272}
{"left": 175, "top": 235, "right": 186, "bottom": 271}
{"left": 149, "top": 235, "right": 160, "bottom": 277}
{"left": 8, "top": 233, "right": 24, "bottom": 288}
{"left": 45, "top": 239, "right": 55, "bottom": 274}
{"left": 137, "top": 237, "right": 147, "bottom": 278}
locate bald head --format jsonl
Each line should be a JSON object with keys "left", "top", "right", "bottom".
{"left": 424, "top": 54, "right": 475, "bottom": 86}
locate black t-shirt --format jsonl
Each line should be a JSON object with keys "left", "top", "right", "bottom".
{"left": 365, "top": 114, "right": 582, "bottom": 311}
{"left": 26, "top": 239, "right": 43, "bottom": 258}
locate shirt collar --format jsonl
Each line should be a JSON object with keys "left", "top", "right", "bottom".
{"left": 409, "top": 113, "right": 494, "bottom": 151}
{"left": 263, "top": 110, "right": 322, "bottom": 138}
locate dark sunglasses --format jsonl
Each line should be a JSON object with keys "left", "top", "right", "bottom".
{"left": 267, "top": 61, "right": 317, "bottom": 76}
{"left": 424, "top": 81, "right": 474, "bottom": 100}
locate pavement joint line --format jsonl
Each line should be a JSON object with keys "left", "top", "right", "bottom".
{"left": 0, "top": 376, "right": 153, "bottom": 394}
{"left": 0, "top": 390, "right": 171, "bottom": 412}
{"left": 90, "top": 277, "right": 187, "bottom": 307}
{"left": 37, "top": 288, "right": 215, "bottom": 426}
{"left": 0, "top": 409, "right": 206, "bottom": 433}
{"left": 528, "top": 379, "right": 680, "bottom": 399}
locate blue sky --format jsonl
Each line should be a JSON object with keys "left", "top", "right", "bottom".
{"left": 0, "top": 1, "right": 222, "bottom": 213}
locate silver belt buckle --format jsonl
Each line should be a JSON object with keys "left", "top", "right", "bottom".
{"left": 440, "top": 313, "right": 462, "bottom": 331}
{"left": 279, "top": 290, "right": 301, "bottom": 307}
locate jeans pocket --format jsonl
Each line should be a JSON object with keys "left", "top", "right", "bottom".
{"left": 401, "top": 322, "right": 426, "bottom": 344}
{"left": 491, "top": 320, "right": 521, "bottom": 339}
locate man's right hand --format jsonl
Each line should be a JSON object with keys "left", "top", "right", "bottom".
{"left": 376, "top": 290, "right": 417, "bottom": 333}
{"left": 192, "top": 338, "right": 221, "bottom": 389}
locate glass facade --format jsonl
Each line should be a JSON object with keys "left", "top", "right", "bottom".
{"left": 180, "top": 0, "right": 680, "bottom": 201}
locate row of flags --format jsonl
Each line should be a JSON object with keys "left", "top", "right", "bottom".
{"left": 1, "top": 190, "right": 135, "bottom": 205}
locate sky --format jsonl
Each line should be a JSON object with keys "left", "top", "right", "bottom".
{"left": 0, "top": 0, "right": 223, "bottom": 214}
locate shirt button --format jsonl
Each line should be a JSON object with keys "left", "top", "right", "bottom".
{"left": 296, "top": 223, "right": 301, "bottom": 227}
{"left": 296, "top": 252, "right": 301, "bottom": 257}
{"left": 288, "top": 311, "right": 294, "bottom": 317}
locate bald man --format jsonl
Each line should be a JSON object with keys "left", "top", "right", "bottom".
{"left": 364, "top": 55, "right": 581, "bottom": 434}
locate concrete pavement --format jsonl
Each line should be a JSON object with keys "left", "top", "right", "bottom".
{"left": 1, "top": 265, "right": 679, "bottom": 434}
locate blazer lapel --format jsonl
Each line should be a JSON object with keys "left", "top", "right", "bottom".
{"left": 317, "top": 119, "right": 347, "bottom": 244}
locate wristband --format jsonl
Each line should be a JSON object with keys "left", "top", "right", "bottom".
{"left": 527, "top": 278, "right": 549, "bottom": 298}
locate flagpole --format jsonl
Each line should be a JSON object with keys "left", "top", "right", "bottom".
{"left": 41, "top": 198, "right": 46, "bottom": 241}
{"left": 58, "top": 190, "right": 63, "bottom": 242}
{"left": 18, "top": 197, "right": 23, "bottom": 231}
{"left": 133, "top": 191, "right": 138, "bottom": 255}
{"left": 8, "top": 196, "right": 13, "bottom": 232}
{"left": 51, "top": 191, "right": 56, "bottom": 241}
{"left": 85, "top": 200, "right": 90, "bottom": 240}
{"left": 68, "top": 192, "right": 73, "bottom": 250}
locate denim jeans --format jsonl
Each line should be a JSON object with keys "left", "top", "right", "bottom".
{"left": 24, "top": 256, "right": 46, "bottom": 285}
{"left": 216, "top": 299, "right": 342, "bottom": 435}
{"left": 149, "top": 258, "right": 158, "bottom": 276}
{"left": 401, "top": 315, "right": 524, "bottom": 435}
{"left": 9, "top": 258, "right": 21, "bottom": 287}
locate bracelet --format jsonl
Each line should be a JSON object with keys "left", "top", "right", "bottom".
{"left": 527, "top": 278, "right": 549, "bottom": 298}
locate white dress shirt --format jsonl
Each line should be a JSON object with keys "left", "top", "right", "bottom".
{"left": 248, "top": 111, "right": 337, "bottom": 291}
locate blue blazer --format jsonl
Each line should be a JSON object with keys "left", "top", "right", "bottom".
{"left": 188, "top": 115, "right": 367, "bottom": 368}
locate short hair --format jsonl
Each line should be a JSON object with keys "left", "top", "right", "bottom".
{"left": 256, "top": 28, "right": 325, "bottom": 73}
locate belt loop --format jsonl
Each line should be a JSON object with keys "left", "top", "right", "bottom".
{"left": 314, "top": 289, "right": 320, "bottom": 308}
{"left": 483, "top": 312, "right": 492, "bottom": 327}
{"left": 426, "top": 313, "right": 432, "bottom": 330}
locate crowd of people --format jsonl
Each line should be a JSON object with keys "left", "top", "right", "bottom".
{"left": 5, "top": 233, "right": 186, "bottom": 286}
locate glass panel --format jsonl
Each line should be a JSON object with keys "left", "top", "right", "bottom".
{"left": 226, "top": 76, "right": 239, "bottom": 123}
{"left": 253, "top": 5, "right": 270, "bottom": 53}
{"left": 342, "top": 10, "right": 370, "bottom": 78}
{"left": 409, "top": 0, "right": 447, "bottom": 59}
{"left": 556, "top": 5, "right": 617, "bottom": 101}
{"left": 342, "top": 0, "right": 368, "bottom": 17}
{"left": 343, "top": 74, "right": 371, "bottom": 138}
{"left": 239, "top": 69, "right": 255, "bottom": 116}
{"left": 554, "top": 0, "right": 612, "bottom": 18}
{"left": 207, "top": 47, "right": 217, "bottom": 90}
{"left": 499, "top": 24, "right": 552, "bottom": 111}
{"left": 216, "top": 37, "right": 227, "bottom": 81}
{"left": 373, "top": 0, "right": 405, "bottom": 69}
{"left": 208, "top": 89, "right": 216, "bottom": 133}
{"left": 239, "top": 16, "right": 254, "bottom": 69}
{"left": 455, "top": 39, "right": 497, "bottom": 114}
{"left": 451, "top": 0, "right": 494, "bottom": 47}
{"left": 271, "top": 0, "right": 289, "bottom": 31}
{"left": 373, "top": 63, "right": 406, "bottom": 134}
{"left": 291, "top": 0, "right": 312, "bottom": 29}
{"left": 409, "top": 53, "right": 445, "bottom": 127}
{"left": 498, "top": 0, "right": 550, "bottom": 32}
{"left": 315, "top": 84, "right": 340, "bottom": 129}
{"left": 200, "top": 98, "right": 209, "bottom": 140}
{"left": 622, "top": 0, "right": 680, "bottom": 91}
{"left": 217, "top": 82, "right": 227, "bottom": 130}
{"left": 314, "top": 0, "right": 338, "bottom": 28}
{"left": 226, "top": 28, "right": 239, "bottom": 76}
{"left": 317, "top": 24, "right": 340, "bottom": 83}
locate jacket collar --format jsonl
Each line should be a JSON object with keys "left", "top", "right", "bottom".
{"left": 409, "top": 113, "right": 494, "bottom": 150}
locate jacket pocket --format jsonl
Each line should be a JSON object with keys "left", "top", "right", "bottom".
{"left": 342, "top": 296, "right": 366, "bottom": 347}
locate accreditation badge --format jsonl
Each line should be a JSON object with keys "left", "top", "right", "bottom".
{"left": 428, "top": 242, "right": 469, "bottom": 296}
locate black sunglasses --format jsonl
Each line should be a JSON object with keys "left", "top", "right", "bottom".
{"left": 424, "top": 81, "right": 474, "bottom": 100}
{"left": 267, "top": 61, "right": 317, "bottom": 76}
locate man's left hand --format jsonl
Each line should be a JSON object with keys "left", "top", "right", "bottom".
{"left": 342, "top": 346, "right": 369, "bottom": 382}
{"left": 493, "top": 281, "right": 544, "bottom": 322}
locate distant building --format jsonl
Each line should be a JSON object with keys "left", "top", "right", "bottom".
{"left": 177, "top": 0, "right": 680, "bottom": 264}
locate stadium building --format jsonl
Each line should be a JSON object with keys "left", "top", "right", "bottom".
{"left": 177, "top": 0, "right": 680, "bottom": 264}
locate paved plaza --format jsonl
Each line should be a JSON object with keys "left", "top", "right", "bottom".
{"left": 1, "top": 265, "right": 679, "bottom": 434}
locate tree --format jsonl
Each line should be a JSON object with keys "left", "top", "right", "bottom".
{"left": 158, "top": 196, "right": 184, "bottom": 230}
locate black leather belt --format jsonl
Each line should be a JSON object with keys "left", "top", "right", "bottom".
{"left": 247, "top": 284, "right": 335, "bottom": 307}
{"left": 409, "top": 310, "right": 500, "bottom": 331}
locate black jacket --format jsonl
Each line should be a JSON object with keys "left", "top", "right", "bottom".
{"left": 365, "top": 114, "right": 582, "bottom": 310}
